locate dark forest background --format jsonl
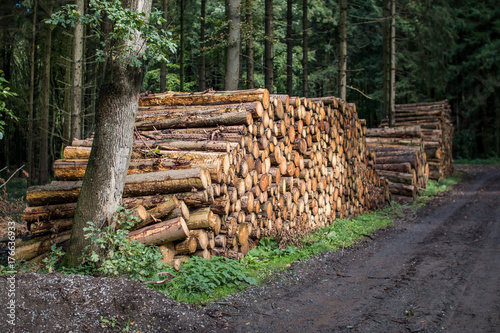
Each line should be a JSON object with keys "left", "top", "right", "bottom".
{"left": 0, "top": 0, "right": 499, "bottom": 185}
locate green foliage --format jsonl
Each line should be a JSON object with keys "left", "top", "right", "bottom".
{"left": 454, "top": 156, "right": 500, "bottom": 165}
{"left": 46, "top": 0, "right": 176, "bottom": 67}
{"left": 0, "top": 71, "right": 18, "bottom": 140}
{"left": 80, "top": 210, "right": 166, "bottom": 282}
{"left": 157, "top": 256, "right": 255, "bottom": 303}
{"left": 42, "top": 244, "right": 65, "bottom": 273}
{"left": 0, "top": 264, "right": 17, "bottom": 276}
{"left": 413, "top": 173, "right": 462, "bottom": 207}
{"left": 242, "top": 207, "right": 399, "bottom": 282}
{"left": 247, "top": 237, "right": 299, "bottom": 259}
{"left": 37, "top": 206, "right": 170, "bottom": 281}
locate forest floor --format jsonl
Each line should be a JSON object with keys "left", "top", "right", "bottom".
{"left": 1, "top": 164, "right": 499, "bottom": 333}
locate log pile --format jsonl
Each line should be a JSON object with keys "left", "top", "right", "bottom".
{"left": 381, "top": 100, "right": 453, "bottom": 180}
{"left": 365, "top": 126, "right": 429, "bottom": 203}
{"left": 18, "top": 88, "right": 390, "bottom": 266}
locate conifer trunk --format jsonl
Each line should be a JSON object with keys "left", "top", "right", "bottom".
{"left": 264, "top": 0, "right": 273, "bottom": 93}
{"left": 225, "top": 0, "right": 241, "bottom": 90}
{"left": 245, "top": 0, "right": 254, "bottom": 89}
{"left": 198, "top": 0, "right": 206, "bottom": 91}
{"left": 286, "top": 0, "right": 293, "bottom": 95}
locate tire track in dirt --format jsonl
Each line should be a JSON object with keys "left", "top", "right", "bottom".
{"left": 222, "top": 165, "right": 500, "bottom": 333}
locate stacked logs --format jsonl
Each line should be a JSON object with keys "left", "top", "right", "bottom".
{"left": 18, "top": 88, "right": 390, "bottom": 266}
{"left": 381, "top": 100, "right": 453, "bottom": 180}
{"left": 365, "top": 126, "right": 429, "bottom": 203}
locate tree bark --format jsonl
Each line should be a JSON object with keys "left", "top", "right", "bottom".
{"left": 225, "top": 0, "right": 241, "bottom": 90}
{"left": 62, "top": 0, "right": 153, "bottom": 268}
{"left": 245, "top": 0, "right": 254, "bottom": 89}
{"left": 140, "top": 88, "right": 270, "bottom": 108}
{"left": 198, "top": 0, "right": 206, "bottom": 91}
{"left": 179, "top": 0, "right": 185, "bottom": 91}
{"left": 338, "top": 0, "right": 347, "bottom": 100}
{"left": 27, "top": 0, "right": 37, "bottom": 186}
{"left": 382, "top": 0, "right": 390, "bottom": 126}
{"left": 71, "top": 0, "right": 84, "bottom": 141}
{"left": 39, "top": 0, "right": 52, "bottom": 185}
{"left": 264, "top": 0, "right": 273, "bottom": 93}
{"left": 389, "top": 0, "right": 396, "bottom": 127}
{"left": 302, "top": 0, "right": 308, "bottom": 97}
{"left": 160, "top": 0, "right": 168, "bottom": 92}
{"left": 128, "top": 217, "right": 189, "bottom": 245}
{"left": 286, "top": 0, "right": 293, "bottom": 95}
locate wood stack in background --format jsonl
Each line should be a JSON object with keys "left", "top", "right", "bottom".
{"left": 365, "top": 126, "right": 428, "bottom": 203}
{"left": 18, "top": 88, "right": 390, "bottom": 267}
{"left": 380, "top": 100, "right": 453, "bottom": 180}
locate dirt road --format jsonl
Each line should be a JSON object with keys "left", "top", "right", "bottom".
{"left": 216, "top": 165, "right": 500, "bottom": 332}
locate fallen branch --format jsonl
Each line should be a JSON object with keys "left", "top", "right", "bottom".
{"left": 144, "top": 271, "right": 176, "bottom": 285}
{"left": 0, "top": 165, "right": 25, "bottom": 189}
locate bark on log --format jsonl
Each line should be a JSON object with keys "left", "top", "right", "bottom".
{"left": 130, "top": 197, "right": 180, "bottom": 230}
{"left": 186, "top": 207, "right": 217, "bottom": 229}
{"left": 135, "top": 111, "right": 253, "bottom": 130}
{"left": 174, "top": 237, "right": 197, "bottom": 255}
{"left": 27, "top": 169, "right": 210, "bottom": 206}
{"left": 128, "top": 217, "right": 189, "bottom": 245}
{"left": 140, "top": 88, "right": 270, "bottom": 109}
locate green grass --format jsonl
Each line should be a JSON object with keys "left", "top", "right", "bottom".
{"left": 413, "top": 172, "right": 462, "bottom": 207}
{"left": 454, "top": 156, "right": 500, "bottom": 164}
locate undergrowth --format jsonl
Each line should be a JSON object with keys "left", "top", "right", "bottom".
{"left": 0, "top": 177, "right": 26, "bottom": 222}
{"left": 454, "top": 156, "right": 500, "bottom": 165}
{"left": 413, "top": 172, "right": 462, "bottom": 207}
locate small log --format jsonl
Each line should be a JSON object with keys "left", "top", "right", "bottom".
{"left": 128, "top": 217, "right": 189, "bottom": 245}
{"left": 159, "top": 242, "right": 176, "bottom": 262}
{"left": 186, "top": 207, "right": 217, "bottom": 229}
{"left": 193, "top": 249, "right": 211, "bottom": 259}
{"left": 190, "top": 229, "right": 209, "bottom": 250}
{"left": 174, "top": 236, "right": 198, "bottom": 254}
{"left": 130, "top": 197, "right": 180, "bottom": 230}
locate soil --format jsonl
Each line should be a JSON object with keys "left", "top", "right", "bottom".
{"left": 1, "top": 164, "right": 499, "bottom": 333}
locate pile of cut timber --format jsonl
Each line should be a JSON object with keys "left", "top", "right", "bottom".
{"left": 365, "top": 126, "right": 429, "bottom": 203}
{"left": 19, "top": 89, "right": 390, "bottom": 266}
{"left": 381, "top": 100, "right": 453, "bottom": 180}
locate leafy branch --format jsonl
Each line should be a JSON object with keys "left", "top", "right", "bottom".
{"left": 46, "top": 0, "right": 176, "bottom": 67}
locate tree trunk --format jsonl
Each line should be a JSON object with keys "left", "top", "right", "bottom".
{"left": 382, "top": 0, "right": 390, "bottom": 126}
{"left": 198, "top": 0, "right": 206, "bottom": 91}
{"left": 245, "top": 0, "right": 254, "bottom": 89}
{"left": 62, "top": 0, "right": 153, "bottom": 268}
{"left": 71, "top": 0, "right": 84, "bottom": 141}
{"left": 63, "top": 52, "right": 71, "bottom": 147}
{"left": 286, "top": 0, "right": 293, "bottom": 95}
{"left": 302, "top": 0, "right": 308, "bottom": 97}
{"left": 338, "top": 0, "right": 347, "bottom": 100}
{"left": 160, "top": 0, "right": 168, "bottom": 92}
{"left": 28, "top": 0, "right": 37, "bottom": 187}
{"left": 264, "top": 0, "right": 273, "bottom": 93}
{"left": 39, "top": 0, "right": 52, "bottom": 185}
{"left": 179, "top": 0, "right": 185, "bottom": 91}
{"left": 389, "top": 0, "right": 396, "bottom": 127}
{"left": 225, "top": 0, "right": 241, "bottom": 90}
